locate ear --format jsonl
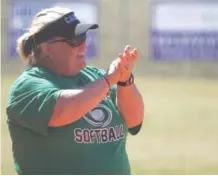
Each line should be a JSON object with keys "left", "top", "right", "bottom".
{"left": 40, "top": 43, "right": 50, "bottom": 54}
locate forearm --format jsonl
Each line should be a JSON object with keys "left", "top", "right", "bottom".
{"left": 117, "top": 84, "right": 144, "bottom": 128}
{"left": 49, "top": 77, "right": 110, "bottom": 127}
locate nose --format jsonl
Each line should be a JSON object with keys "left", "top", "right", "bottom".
{"left": 79, "top": 41, "right": 87, "bottom": 50}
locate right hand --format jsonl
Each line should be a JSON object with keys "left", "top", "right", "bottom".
{"left": 105, "top": 57, "right": 127, "bottom": 86}
{"left": 119, "top": 46, "right": 138, "bottom": 82}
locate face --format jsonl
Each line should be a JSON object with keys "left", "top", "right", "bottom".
{"left": 39, "top": 36, "right": 87, "bottom": 75}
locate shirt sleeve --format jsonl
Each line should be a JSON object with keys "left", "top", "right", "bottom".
{"left": 6, "top": 76, "right": 63, "bottom": 136}
{"left": 128, "top": 123, "right": 142, "bottom": 135}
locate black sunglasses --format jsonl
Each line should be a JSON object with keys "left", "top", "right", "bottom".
{"left": 46, "top": 34, "right": 86, "bottom": 48}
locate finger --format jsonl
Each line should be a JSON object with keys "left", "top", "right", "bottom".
{"left": 118, "top": 60, "right": 128, "bottom": 73}
{"left": 118, "top": 53, "right": 129, "bottom": 68}
{"left": 113, "top": 54, "right": 122, "bottom": 66}
{"left": 124, "top": 45, "right": 131, "bottom": 51}
{"left": 121, "top": 53, "right": 128, "bottom": 64}
{"left": 133, "top": 49, "right": 139, "bottom": 59}
{"left": 130, "top": 49, "right": 139, "bottom": 61}
{"left": 120, "top": 59, "right": 133, "bottom": 72}
{"left": 113, "top": 60, "right": 120, "bottom": 68}
{"left": 121, "top": 51, "right": 135, "bottom": 68}
{"left": 124, "top": 46, "right": 131, "bottom": 61}
{"left": 111, "top": 58, "right": 120, "bottom": 69}
{"left": 118, "top": 53, "right": 124, "bottom": 61}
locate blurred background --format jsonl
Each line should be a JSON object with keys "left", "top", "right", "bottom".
{"left": 1, "top": 0, "right": 218, "bottom": 174}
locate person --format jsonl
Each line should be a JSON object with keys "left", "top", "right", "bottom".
{"left": 6, "top": 7, "right": 144, "bottom": 175}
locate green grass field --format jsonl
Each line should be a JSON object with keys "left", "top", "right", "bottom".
{"left": 1, "top": 75, "right": 218, "bottom": 174}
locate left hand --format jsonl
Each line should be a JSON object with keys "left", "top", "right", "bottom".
{"left": 118, "top": 45, "right": 139, "bottom": 82}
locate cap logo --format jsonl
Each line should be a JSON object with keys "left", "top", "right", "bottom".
{"left": 64, "top": 13, "right": 77, "bottom": 24}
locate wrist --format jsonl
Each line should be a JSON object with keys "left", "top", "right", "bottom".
{"left": 104, "top": 74, "right": 118, "bottom": 87}
{"left": 103, "top": 76, "right": 111, "bottom": 88}
{"left": 119, "top": 73, "right": 131, "bottom": 83}
{"left": 117, "top": 73, "right": 134, "bottom": 87}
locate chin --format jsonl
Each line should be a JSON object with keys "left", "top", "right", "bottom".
{"left": 79, "top": 63, "right": 86, "bottom": 71}
{"left": 73, "top": 61, "right": 86, "bottom": 74}
{"left": 79, "top": 59, "right": 87, "bottom": 68}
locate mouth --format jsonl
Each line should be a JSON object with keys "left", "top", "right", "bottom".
{"left": 77, "top": 52, "right": 85, "bottom": 59}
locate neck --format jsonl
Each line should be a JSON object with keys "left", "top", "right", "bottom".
{"left": 35, "top": 59, "right": 81, "bottom": 76}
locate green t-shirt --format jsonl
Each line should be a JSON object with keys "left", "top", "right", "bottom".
{"left": 6, "top": 66, "right": 133, "bottom": 175}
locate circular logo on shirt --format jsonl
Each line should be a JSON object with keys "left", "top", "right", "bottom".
{"left": 83, "top": 104, "right": 112, "bottom": 127}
